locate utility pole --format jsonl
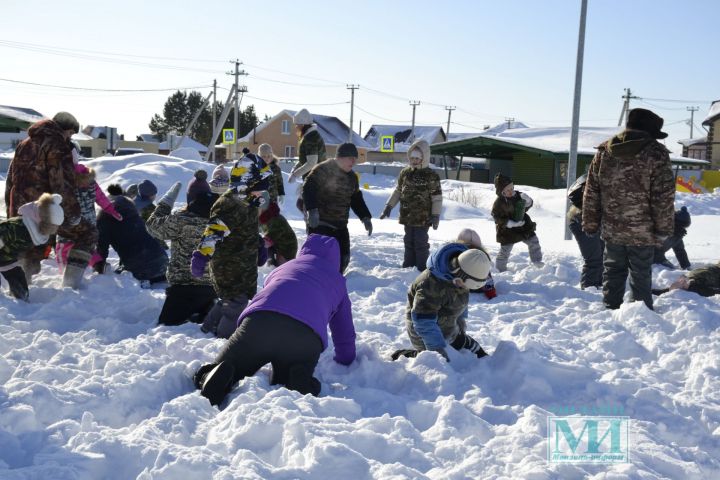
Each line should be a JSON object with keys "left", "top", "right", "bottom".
{"left": 687, "top": 106, "right": 699, "bottom": 139}
{"left": 209, "top": 79, "right": 217, "bottom": 163}
{"left": 409, "top": 101, "right": 420, "bottom": 139}
{"left": 347, "top": 84, "right": 359, "bottom": 142}
{"left": 565, "top": 0, "right": 588, "bottom": 241}
{"left": 618, "top": 88, "right": 638, "bottom": 126}
{"left": 505, "top": 117, "right": 515, "bottom": 130}
{"left": 445, "top": 106, "right": 456, "bottom": 138}
{"left": 227, "top": 59, "right": 247, "bottom": 159}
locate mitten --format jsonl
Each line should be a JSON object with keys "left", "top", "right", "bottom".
{"left": 390, "top": 349, "right": 418, "bottom": 361}
{"left": 159, "top": 181, "right": 182, "bottom": 207}
{"left": 506, "top": 219, "right": 525, "bottom": 228}
{"left": 191, "top": 251, "right": 210, "bottom": 277}
{"left": 430, "top": 214, "right": 440, "bottom": 230}
{"left": 483, "top": 285, "right": 497, "bottom": 299}
{"left": 362, "top": 217, "right": 373, "bottom": 236}
{"left": 306, "top": 208, "right": 320, "bottom": 228}
{"left": 379, "top": 205, "right": 392, "bottom": 219}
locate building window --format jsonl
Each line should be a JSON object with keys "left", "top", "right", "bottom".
{"left": 281, "top": 120, "right": 290, "bottom": 135}
{"left": 285, "top": 145, "right": 296, "bottom": 158}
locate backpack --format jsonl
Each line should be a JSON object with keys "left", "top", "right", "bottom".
{"left": 567, "top": 174, "right": 587, "bottom": 209}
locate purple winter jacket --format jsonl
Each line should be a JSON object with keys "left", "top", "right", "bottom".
{"left": 238, "top": 234, "right": 356, "bottom": 365}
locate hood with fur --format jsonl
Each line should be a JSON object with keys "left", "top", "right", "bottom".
{"left": 407, "top": 139, "right": 431, "bottom": 169}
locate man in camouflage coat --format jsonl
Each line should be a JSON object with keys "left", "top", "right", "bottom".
{"left": 380, "top": 139, "right": 442, "bottom": 271}
{"left": 147, "top": 182, "right": 219, "bottom": 326}
{"left": 583, "top": 108, "right": 675, "bottom": 310}
{"left": 302, "top": 143, "right": 372, "bottom": 273}
{"left": 4, "top": 112, "right": 81, "bottom": 281}
{"left": 288, "top": 109, "right": 327, "bottom": 212}
{"left": 653, "top": 261, "right": 720, "bottom": 298}
{"left": 258, "top": 144, "right": 285, "bottom": 205}
{"left": 392, "top": 242, "right": 492, "bottom": 361}
{"left": 191, "top": 153, "right": 272, "bottom": 338}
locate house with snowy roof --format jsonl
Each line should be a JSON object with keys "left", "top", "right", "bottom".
{"left": 432, "top": 123, "right": 708, "bottom": 189}
{"left": 701, "top": 100, "right": 720, "bottom": 168}
{"left": 363, "top": 125, "right": 447, "bottom": 164}
{"left": 0, "top": 105, "right": 45, "bottom": 153}
{"left": 233, "top": 109, "right": 372, "bottom": 162}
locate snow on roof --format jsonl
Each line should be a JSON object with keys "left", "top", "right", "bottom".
{"left": 138, "top": 133, "right": 162, "bottom": 143}
{"left": 678, "top": 136, "right": 708, "bottom": 147}
{"left": 71, "top": 132, "right": 94, "bottom": 141}
{"left": 0, "top": 105, "right": 45, "bottom": 124}
{"left": 159, "top": 136, "right": 208, "bottom": 153}
{"left": 702, "top": 100, "right": 720, "bottom": 125}
{"left": 479, "top": 121, "right": 530, "bottom": 136}
{"left": 481, "top": 126, "right": 621, "bottom": 155}
{"left": 237, "top": 109, "right": 372, "bottom": 148}
{"left": 82, "top": 125, "right": 121, "bottom": 141}
{"left": 364, "top": 125, "right": 445, "bottom": 151}
{"left": 447, "top": 132, "right": 482, "bottom": 142}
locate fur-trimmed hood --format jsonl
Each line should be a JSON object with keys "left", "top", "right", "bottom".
{"left": 407, "top": 139, "right": 431, "bottom": 169}
{"left": 18, "top": 193, "right": 64, "bottom": 245}
{"left": 74, "top": 163, "right": 96, "bottom": 186}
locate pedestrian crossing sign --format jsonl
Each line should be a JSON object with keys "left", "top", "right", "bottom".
{"left": 380, "top": 135, "right": 394, "bottom": 152}
{"left": 222, "top": 129, "right": 236, "bottom": 145}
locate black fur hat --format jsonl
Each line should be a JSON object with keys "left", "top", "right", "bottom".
{"left": 627, "top": 108, "right": 668, "bottom": 139}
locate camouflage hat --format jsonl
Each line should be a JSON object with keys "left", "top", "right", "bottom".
{"left": 230, "top": 153, "right": 272, "bottom": 193}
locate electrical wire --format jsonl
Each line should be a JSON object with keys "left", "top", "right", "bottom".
{"left": 0, "top": 77, "right": 211, "bottom": 92}
{"left": 244, "top": 94, "right": 348, "bottom": 106}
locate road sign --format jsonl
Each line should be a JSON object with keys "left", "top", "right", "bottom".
{"left": 222, "top": 128, "right": 236, "bottom": 145}
{"left": 380, "top": 135, "right": 394, "bottom": 153}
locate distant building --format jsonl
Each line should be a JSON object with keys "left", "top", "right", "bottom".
{"left": 701, "top": 100, "right": 720, "bottom": 169}
{"left": 0, "top": 105, "right": 45, "bottom": 152}
{"left": 233, "top": 109, "right": 372, "bottom": 162}
{"left": 364, "top": 125, "right": 447, "bottom": 164}
{"left": 678, "top": 137, "right": 708, "bottom": 160}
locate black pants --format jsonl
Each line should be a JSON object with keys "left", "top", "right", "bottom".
{"left": 403, "top": 225, "right": 430, "bottom": 271}
{"left": 569, "top": 219, "right": 604, "bottom": 288}
{"left": 214, "top": 311, "right": 323, "bottom": 396}
{"left": 158, "top": 284, "right": 217, "bottom": 326}
{"left": 1, "top": 266, "right": 29, "bottom": 301}
{"left": 308, "top": 224, "right": 350, "bottom": 273}
{"left": 603, "top": 243, "right": 654, "bottom": 310}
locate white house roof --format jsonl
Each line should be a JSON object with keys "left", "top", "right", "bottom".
{"left": 237, "top": 109, "right": 372, "bottom": 148}
{"left": 702, "top": 100, "right": 720, "bottom": 126}
{"left": 159, "top": 136, "right": 208, "bottom": 153}
{"left": 678, "top": 136, "right": 708, "bottom": 147}
{"left": 480, "top": 125, "right": 621, "bottom": 155}
{"left": 138, "top": 133, "right": 162, "bottom": 143}
{"left": 0, "top": 105, "right": 45, "bottom": 124}
{"left": 364, "top": 125, "right": 446, "bottom": 152}
{"left": 82, "top": 125, "right": 120, "bottom": 142}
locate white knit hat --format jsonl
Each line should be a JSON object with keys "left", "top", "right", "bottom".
{"left": 455, "top": 249, "right": 492, "bottom": 289}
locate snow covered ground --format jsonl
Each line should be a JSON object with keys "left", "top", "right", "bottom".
{"left": 1, "top": 154, "right": 719, "bottom": 479}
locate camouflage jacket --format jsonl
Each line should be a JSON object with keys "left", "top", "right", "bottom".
{"left": 386, "top": 167, "right": 442, "bottom": 226}
{"left": 269, "top": 162, "right": 285, "bottom": 202}
{"left": 687, "top": 263, "right": 720, "bottom": 295}
{"left": 199, "top": 189, "right": 259, "bottom": 299}
{"left": 5, "top": 119, "right": 80, "bottom": 221}
{"left": 404, "top": 267, "right": 469, "bottom": 351}
{"left": 259, "top": 203, "right": 298, "bottom": 261}
{"left": 303, "top": 160, "right": 371, "bottom": 228}
{"left": 0, "top": 217, "right": 35, "bottom": 266}
{"left": 146, "top": 203, "right": 213, "bottom": 287}
{"left": 491, "top": 191, "right": 537, "bottom": 244}
{"left": 583, "top": 130, "right": 675, "bottom": 246}
{"left": 292, "top": 128, "right": 327, "bottom": 180}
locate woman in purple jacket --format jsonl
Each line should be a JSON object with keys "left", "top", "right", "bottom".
{"left": 194, "top": 234, "right": 356, "bottom": 405}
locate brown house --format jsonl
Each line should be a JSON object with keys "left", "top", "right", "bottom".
{"left": 234, "top": 109, "right": 373, "bottom": 162}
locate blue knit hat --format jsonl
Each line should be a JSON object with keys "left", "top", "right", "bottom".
{"left": 137, "top": 179, "right": 157, "bottom": 199}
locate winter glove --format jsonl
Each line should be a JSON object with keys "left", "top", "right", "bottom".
{"left": 390, "top": 349, "right": 418, "bottom": 361}
{"left": 306, "top": 208, "right": 320, "bottom": 229}
{"left": 362, "top": 217, "right": 373, "bottom": 236}
{"left": 278, "top": 195, "right": 284, "bottom": 205}
{"left": 190, "top": 251, "right": 210, "bottom": 277}
{"left": 506, "top": 219, "right": 525, "bottom": 228}
{"left": 379, "top": 204, "right": 392, "bottom": 219}
{"left": 430, "top": 214, "right": 440, "bottom": 230}
{"left": 159, "top": 181, "right": 181, "bottom": 207}
{"left": 520, "top": 192, "right": 533, "bottom": 209}
{"left": 483, "top": 285, "right": 497, "bottom": 300}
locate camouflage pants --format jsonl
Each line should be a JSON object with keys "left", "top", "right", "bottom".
{"left": 495, "top": 235, "right": 542, "bottom": 272}
{"left": 403, "top": 225, "right": 429, "bottom": 271}
{"left": 603, "top": 243, "right": 653, "bottom": 310}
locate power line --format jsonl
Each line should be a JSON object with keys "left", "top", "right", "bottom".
{"left": 245, "top": 94, "right": 348, "bottom": 106}
{"left": 640, "top": 96, "right": 714, "bottom": 104}
{"left": 0, "top": 77, "right": 212, "bottom": 92}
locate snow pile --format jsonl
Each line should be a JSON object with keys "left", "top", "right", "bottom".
{"left": 1, "top": 156, "right": 719, "bottom": 479}
{"left": 169, "top": 147, "right": 203, "bottom": 161}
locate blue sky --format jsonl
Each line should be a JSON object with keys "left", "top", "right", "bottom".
{"left": 1, "top": 0, "right": 717, "bottom": 153}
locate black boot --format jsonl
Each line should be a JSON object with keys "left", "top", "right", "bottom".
{"left": 2, "top": 266, "right": 29, "bottom": 301}
{"left": 197, "top": 362, "right": 236, "bottom": 406}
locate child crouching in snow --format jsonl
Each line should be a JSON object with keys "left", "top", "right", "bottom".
{"left": 391, "top": 241, "right": 492, "bottom": 362}
{"left": 652, "top": 260, "right": 720, "bottom": 298}
{"left": 0, "top": 193, "right": 64, "bottom": 301}
{"left": 455, "top": 228, "right": 497, "bottom": 299}
{"left": 491, "top": 173, "right": 543, "bottom": 272}
{"left": 258, "top": 192, "right": 297, "bottom": 267}
{"left": 193, "top": 234, "right": 356, "bottom": 406}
